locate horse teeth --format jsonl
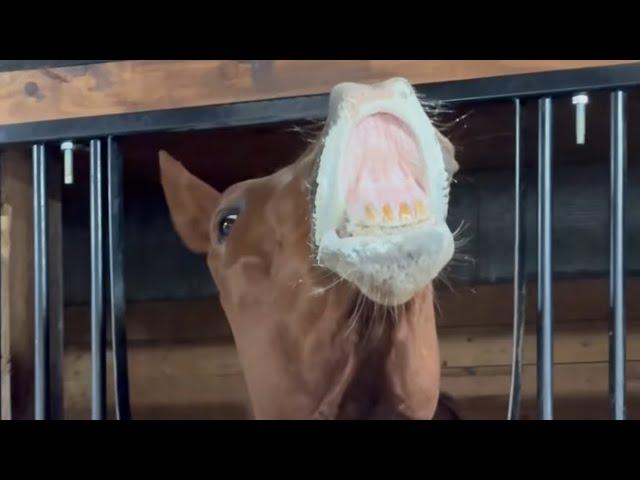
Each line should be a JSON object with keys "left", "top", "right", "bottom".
{"left": 382, "top": 203, "right": 394, "bottom": 223}
{"left": 415, "top": 200, "right": 427, "bottom": 219}
{"left": 365, "top": 204, "right": 378, "bottom": 223}
{"left": 399, "top": 202, "right": 412, "bottom": 222}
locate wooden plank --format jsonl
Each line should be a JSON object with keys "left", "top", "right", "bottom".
{"left": 0, "top": 148, "right": 34, "bottom": 419}
{"left": 63, "top": 277, "right": 640, "bottom": 346}
{"left": 440, "top": 320, "right": 640, "bottom": 368}
{"left": 64, "top": 342, "right": 251, "bottom": 420}
{"left": 65, "top": 298, "right": 232, "bottom": 346}
{"left": 0, "top": 60, "right": 636, "bottom": 126}
{"left": 1, "top": 206, "right": 11, "bottom": 418}
{"left": 448, "top": 393, "right": 640, "bottom": 420}
{"left": 435, "top": 277, "right": 640, "bottom": 328}
{"left": 62, "top": 339, "right": 640, "bottom": 419}
{"left": 66, "top": 300, "right": 640, "bottom": 372}
{"left": 442, "top": 362, "right": 640, "bottom": 419}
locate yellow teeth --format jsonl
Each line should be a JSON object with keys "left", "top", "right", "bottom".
{"left": 399, "top": 202, "right": 412, "bottom": 221}
{"left": 357, "top": 201, "right": 429, "bottom": 228}
{"left": 365, "top": 205, "right": 378, "bottom": 223}
{"left": 382, "top": 204, "right": 394, "bottom": 223}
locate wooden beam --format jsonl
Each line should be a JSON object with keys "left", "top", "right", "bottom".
{"left": 66, "top": 302, "right": 640, "bottom": 370}
{"left": 64, "top": 343, "right": 251, "bottom": 420}
{"left": 0, "top": 148, "right": 34, "bottom": 419}
{"left": 63, "top": 277, "right": 640, "bottom": 347}
{"left": 1, "top": 205, "right": 11, "bottom": 418}
{"left": 0, "top": 60, "right": 636, "bottom": 126}
{"left": 62, "top": 339, "right": 640, "bottom": 420}
{"left": 440, "top": 320, "right": 640, "bottom": 368}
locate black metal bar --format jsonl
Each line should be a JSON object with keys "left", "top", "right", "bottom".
{"left": 537, "top": 97, "right": 554, "bottom": 420}
{"left": 508, "top": 98, "right": 526, "bottom": 420}
{"left": 1, "top": 64, "right": 640, "bottom": 145}
{"left": 418, "top": 63, "right": 640, "bottom": 104}
{"left": 32, "top": 144, "right": 49, "bottom": 420}
{"left": 47, "top": 154, "right": 64, "bottom": 420}
{"left": 90, "top": 139, "right": 106, "bottom": 420}
{"left": 0, "top": 61, "right": 108, "bottom": 73}
{"left": 0, "top": 95, "right": 329, "bottom": 146}
{"left": 610, "top": 90, "right": 627, "bottom": 420}
{"left": 107, "top": 137, "right": 131, "bottom": 420}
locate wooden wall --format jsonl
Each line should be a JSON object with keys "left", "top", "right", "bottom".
{"left": 62, "top": 277, "right": 640, "bottom": 420}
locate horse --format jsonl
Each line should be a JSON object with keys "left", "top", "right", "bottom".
{"left": 159, "top": 77, "right": 460, "bottom": 419}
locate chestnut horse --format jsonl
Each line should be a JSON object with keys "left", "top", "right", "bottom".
{"left": 160, "top": 78, "right": 460, "bottom": 419}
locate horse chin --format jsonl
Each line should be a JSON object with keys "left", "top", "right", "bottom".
{"left": 315, "top": 222, "right": 454, "bottom": 306}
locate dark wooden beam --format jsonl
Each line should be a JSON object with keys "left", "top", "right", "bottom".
{"left": 0, "top": 60, "right": 636, "bottom": 127}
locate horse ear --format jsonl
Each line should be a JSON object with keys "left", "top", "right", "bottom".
{"left": 159, "top": 150, "right": 221, "bottom": 254}
{"left": 435, "top": 129, "right": 459, "bottom": 180}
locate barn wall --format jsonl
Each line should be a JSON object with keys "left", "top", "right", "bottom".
{"left": 61, "top": 277, "right": 640, "bottom": 420}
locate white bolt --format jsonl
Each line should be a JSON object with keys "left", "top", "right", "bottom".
{"left": 60, "top": 141, "right": 74, "bottom": 185}
{"left": 572, "top": 93, "right": 589, "bottom": 145}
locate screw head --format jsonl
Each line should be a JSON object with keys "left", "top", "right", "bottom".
{"left": 572, "top": 93, "right": 589, "bottom": 105}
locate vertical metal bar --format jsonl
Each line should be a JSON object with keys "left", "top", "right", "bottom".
{"left": 610, "top": 90, "right": 627, "bottom": 420}
{"left": 32, "top": 144, "right": 49, "bottom": 420}
{"left": 508, "top": 98, "right": 526, "bottom": 420}
{"left": 90, "top": 139, "right": 106, "bottom": 420}
{"left": 107, "top": 137, "right": 131, "bottom": 420}
{"left": 47, "top": 155, "right": 64, "bottom": 419}
{"left": 537, "top": 97, "right": 553, "bottom": 420}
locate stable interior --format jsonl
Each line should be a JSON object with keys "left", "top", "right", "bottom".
{"left": 60, "top": 90, "right": 640, "bottom": 419}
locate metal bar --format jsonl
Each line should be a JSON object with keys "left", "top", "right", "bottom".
{"left": 107, "top": 137, "right": 131, "bottom": 420}
{"left": 90, "top": 139, "right": 106, "bottom": 420}
{"left": 1, "top": 64, "right": 640, "bottom": 145}
{"left": 47, "top": 155, "right": 64, "bottom": 419}
{"left": 0, "top": 60, "right": 107, "bottom": 73}
{"left": 610, "top": 90, "right": 627, "bottom": 420}
{"left": 32, "top": 144, "right": 49, "bottom": 420}
{"left": 537, "top": 97, "right": 554, "bottom": 420}
{"left": 508, "top": 98, "right": 526, "bottom": 420}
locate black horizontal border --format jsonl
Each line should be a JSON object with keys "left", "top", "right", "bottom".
{"left": 1, "top": 63, "right": 639, "bottom": 145}
{"left": 0, "top": 60, "right": 107, "bottom": 73}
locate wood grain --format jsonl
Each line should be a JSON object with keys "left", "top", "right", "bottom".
{"left": 62, "top": 340, "right": 640, "bottom": 420}
{"left": 0, "top": 148, "right": 34, "bottom": 419}
{"left": 63, "top": 277, "right": 640, "bottom": 347}
{"left": 0, "top": 60, "right": 636, "bottom": 126}
{"left": 443, "top": 362, "right": 640, "bottom": 420}
{"left": 1, "top": 206, "right": 11, "bottom": 419}
{"left": 61, "top": 276, "right": 640, "bottom": 420}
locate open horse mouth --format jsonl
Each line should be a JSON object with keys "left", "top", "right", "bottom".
{"left": 312, "top": 78, "right": 455, "bottom": 305}
{"left": 338, "top": 112, "right": 431, "bottom": 237}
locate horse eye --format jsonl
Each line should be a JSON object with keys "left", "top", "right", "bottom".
{"left": 218, "top": 213, "right": 238, "bottom": 240}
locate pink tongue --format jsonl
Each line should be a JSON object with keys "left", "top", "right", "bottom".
{"left": 343, "top": 113, "right": 426, "bottom": 223}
